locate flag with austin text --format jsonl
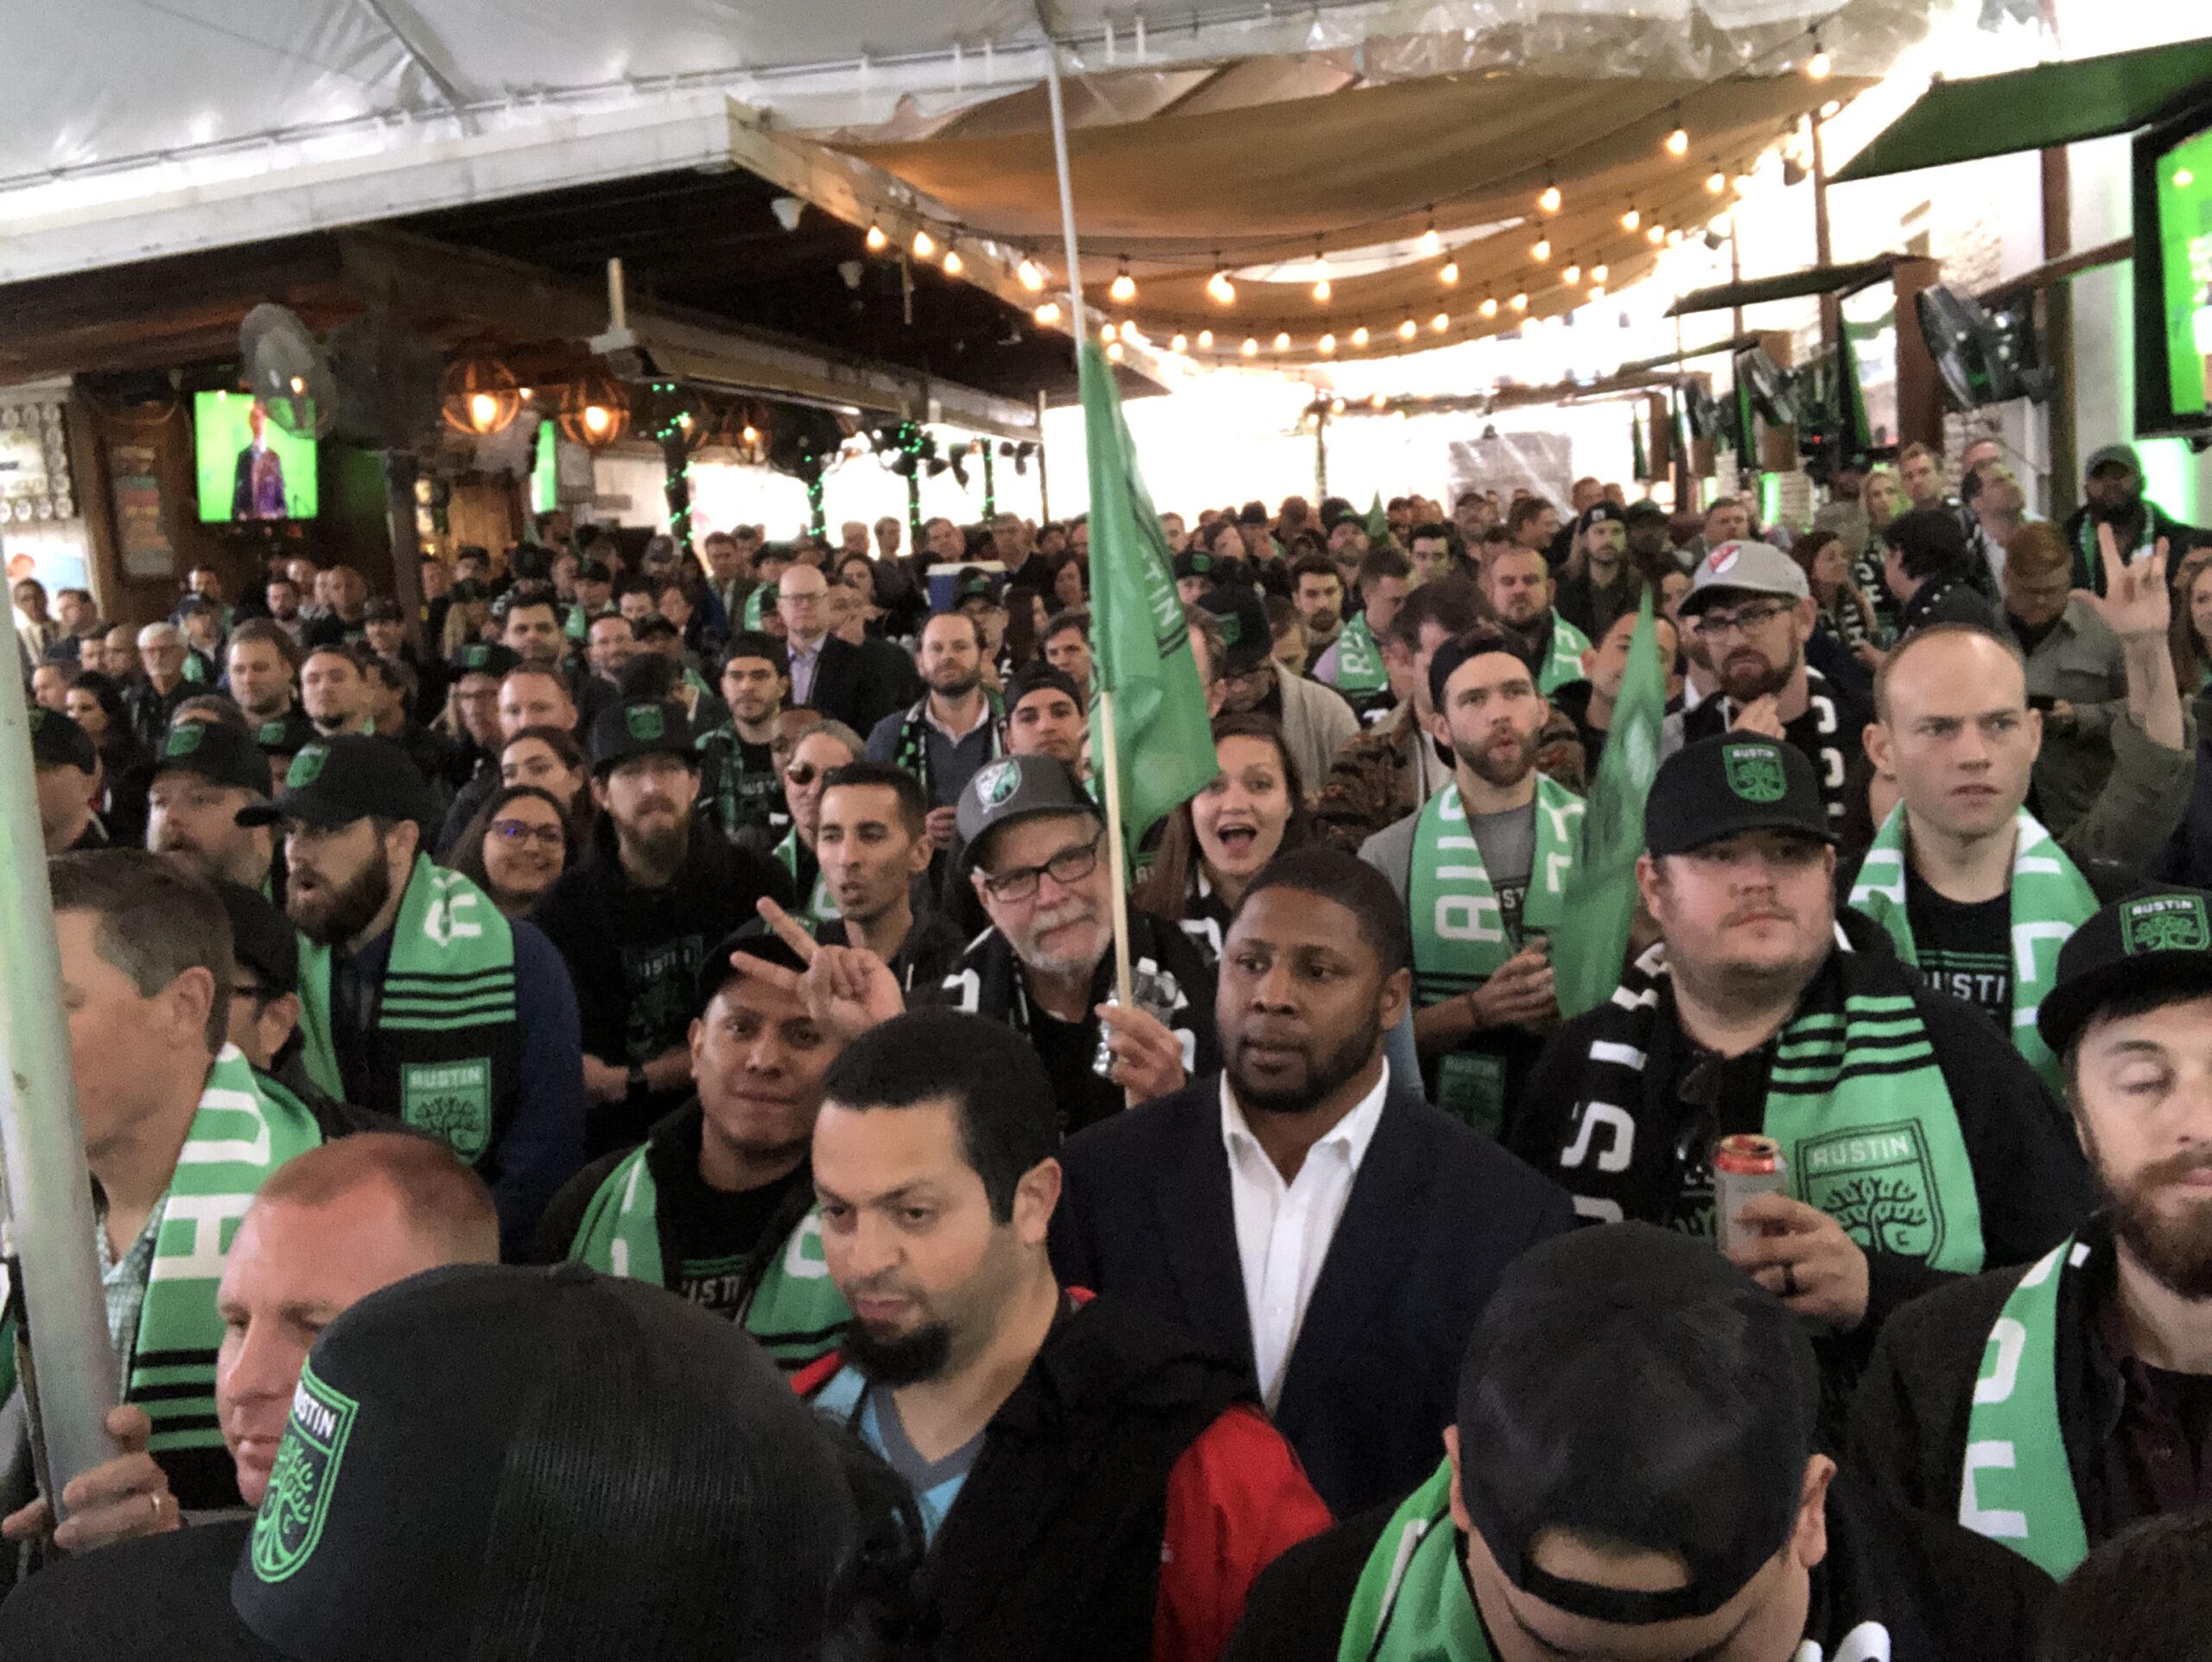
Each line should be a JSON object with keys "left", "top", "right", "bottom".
{"left": 1079, "top": 341, "right": 1217, "bottom": 853}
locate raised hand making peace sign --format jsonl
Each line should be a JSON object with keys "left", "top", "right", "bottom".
{"left": 731, "top": 898, "right": 906, "bottom": 1045}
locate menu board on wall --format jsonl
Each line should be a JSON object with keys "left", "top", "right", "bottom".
{"left": 109, "top": 442, "right": 174, "bottom": 579}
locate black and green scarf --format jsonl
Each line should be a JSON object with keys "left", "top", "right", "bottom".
{"left": 1548, "top": 938, "right": 1985, "bottom": 1273}
{"left": 697, "top": 721, "right": 784, "bottom": 842}
{"left": 890, "top": 695, "right": 1006, "bottom": 803}
{"left": 295, "top": 856, "right": 519, "bottom": 1163}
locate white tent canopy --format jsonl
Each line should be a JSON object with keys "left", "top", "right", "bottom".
{"left": 0, "top": 0, "right": 1910, "bottom": 284}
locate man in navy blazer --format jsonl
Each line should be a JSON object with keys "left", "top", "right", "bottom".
{"left": 1052, "top": 849, "right": 1574, "bottom": 1518}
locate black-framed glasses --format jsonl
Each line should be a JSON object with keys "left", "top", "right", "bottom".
{"left": 490, "top": 819, "right": 565, "bottom": 850}
{"left": 982, "top": 830, "right": 1103, "bottom": 903}
{"left": 1692, "top": 601, "right": 1793, "bottom": 642}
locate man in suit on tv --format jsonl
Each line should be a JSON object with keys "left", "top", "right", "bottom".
{"left": 231, "top": 399, "right": 289, "bottom": 521}
{"left": 1050, "top": 847, "right": 1575, "bottom": 1517}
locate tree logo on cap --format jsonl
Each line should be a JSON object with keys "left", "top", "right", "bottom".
{"left": 462, "top": 645, "right": 489, "bottom": 668}
{"left": 165, "top": 723, "right": 205, "bottom": 757}
{"left": 2121, "top": 894, "right": 2211, "bottom": 956}
{"left": 1707, "top": 544, "right": 1740, "bottom": 575}
{"left": 626, "top": 704, "right": 666, "bottom": 742}
{"left": 288, "top": 745, "right": 328, "bottom": 788}
{"left": 1218, "top": 612, "right": 1243, "bottom": 647}
{"left": 257, "top": 721, "right": 287, "bottom": 747}
{"left": 1722, "top": 742, "right": 1786, "bottom": 804}
{"left": 1192, "top": 553, "right": 1211, "bottom": 573}
{"left": 975, "top": 760, "right": 1020, "bottom": 807}
{"left": 251, "top": 1360, "right": 359, "bottom": 1583}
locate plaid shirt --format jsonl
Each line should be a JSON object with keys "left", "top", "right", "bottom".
{"left": 1313, "top": 702, "right": 1588, "bottom": 853}
{"left": 98, "top": 1207, "right": 160, "bottom": 1392}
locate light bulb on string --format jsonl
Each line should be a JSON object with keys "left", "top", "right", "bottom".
{"left": 1198, "top": 328, "right": 1215, "bottom": 349}
{"left": 1562, "top": 260, "right": 1582, "bottom": 285}
{"left": 940, "top": 245, "right": 964, "bottom": 277}
{"left": 1351, "top": 326, "right": 1370, "bottom": 347}
{"left": 1106, "top": 341, "right": 1124, "bottom": 363}
{"left": 1109, "top": 258, "right": 1137, "bottom": 303}
{"left": 1312, "top": 245, "right": 1332, "bottom": 303}
{"left": 1397, "top": 316, "right": 1418, "bottom": 341}
{"left": 1033, "top": 300, "right": 1062, "bottom": 327}
{"left": 1590, "top": 262, "right": 1609, "bottom": 284}
{"left": 1170, "top": 332, "right": 1189, "bottom": 353}
{"left": 1532, "top": 237, "right": 1551, "bottom": 263}
{"left": 1589, "top": 283, "right": 1606, "bottom": 300}
{"left": 1479, "top": 294, "right": 1499, "bottom": 319}
{"left": 1431, "top": 312, "right": 1450, "bottom": 334}
{"left": 1100, "top": 322, "right": 1118, "bottom": 347}
{"left": 1621, "top": 205, "right": 1641, "bottom": 232}
{"left": 865, "top": 222, "right": 888, "bottom": 252}
{"left": 1273, "top": 330, "right": 1292, "bottom": 353}
{"left": 1440, "top": 259, "right": 1460, "bottom": 286}
{"left": 1510, "top": 291, "right": 1529, "bottom": 312}
{"left": 1706, "top": 163, "right": 1727, "bottom": 194}
{"left": 1017, "top": 256, "right": 1046, "bottom": 291}
{"left": 1665, "top": 111, "right": 1690, "bottom": 158}
{"left": 1241, "top": 336, "right": 1260, "bottom": 358}
{"left": 1370, "top": 393, "right": 1387, "bottom": 411}
{"left": 1646, "top": 223, "right": 1667, "bottom": 245}
{"left": 1538, "top": 173, "right": 1561, "bottom": 214}
{"left": 1319, "top": 333, "right": 1337, "bottom": 354}
{"left": 1416, "top": 208, "right": 1442, "bottom": 257}
{"left": 1205, "top": 260, "right": 1236, "bottom": 305}
{"left": 912, "top": 226, "right": 936, "bottom": 259}
{"left": 1806, "top": 33, "right": 1833, "bottom": 80}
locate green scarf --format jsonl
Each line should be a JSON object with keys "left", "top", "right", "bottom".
{"left": 133, "top": 1048, "right": 328, "bottom": 1460}
{"left": 568, "top": 1145, "right": 850, "bottom": 1369}
{"left": 1959, "top": 1235, "right": 2091, "bottom": 1578}
{"left": 1408, "top": 775, "right": 1584, "bottom": 1130}
{"left": 1331, "top": 614, "right": 1389, "bottom": 697}
{"left": 1337, "top": 1459, "right": 1489, "bottom": 1662}
{"left": 295, "top": 856, "right": 517, "bottom": 1159}
{"left": 774, "top": 828, "right": 839, "bottom": 926}
{"left": 1848, "top": 805, "right": 2094, "bottom": 1092}
{"left": 698, "top": 722, "right": 780, "bottom": 840}
{"left": 743, "top": 587, "right": 766, "bottom": 629}
{"left": 1535, "top": 613, "right": 1592, "bottom": 696}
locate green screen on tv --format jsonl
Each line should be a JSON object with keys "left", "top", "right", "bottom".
{"left": 2156, "top": 123, "right": 2212, "bottom": 423}
{"left": 194, "top": 390, "right": 319, "bottom": 523}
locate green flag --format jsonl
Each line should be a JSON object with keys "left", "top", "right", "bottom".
{"left": 1630, "top": 411, "right": 1648, "bottom": 482}
{"left": 1078, "top": 341, "right": 1217, "bottom": 853}
{"left": 1553, "top": 591, "right": 1665, "bottom": 1017}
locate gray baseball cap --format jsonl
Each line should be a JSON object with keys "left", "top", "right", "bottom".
{"left": 1678, "top": 540, "right": 1809, "bottom": 616}
{"left": 956, "top": 755, "right": 1099, "bottom": 874}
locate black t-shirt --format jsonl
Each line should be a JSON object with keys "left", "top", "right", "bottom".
{"left": 1030, "top": 1003, "right": 1116, "bottom": 1137}
{"left": 1903, "top": 866, "right": 2012, "bottom": 1028}
{"left": 659, "top": 1157, "right": 810, "bottom": 1320}
{"left": 1681, "top": 669, "right": 1868, "bottom": 830}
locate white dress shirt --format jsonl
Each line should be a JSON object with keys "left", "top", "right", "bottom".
{"left": 1219, "top": 1062, "right": 1390, "bottom": 1410}
{"left": 786, "top": 633, "right": 825, "bottom": 704}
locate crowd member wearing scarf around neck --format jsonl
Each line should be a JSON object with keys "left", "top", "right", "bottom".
{"left": 1135, "top": 715, "right": 1314, "bottom": 967}
{"left": 696, "top": 632, "right": 791, "bottom": 849}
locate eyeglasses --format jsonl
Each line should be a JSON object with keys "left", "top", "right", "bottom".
{"left": 1692, "top": 601, "right": 1793, "bottom": 642}
{"left": 490, "top": 819, "right": 565, "bottom": 850}
{"left": 982, "top": 830, "right": 1103, "bottom": 903}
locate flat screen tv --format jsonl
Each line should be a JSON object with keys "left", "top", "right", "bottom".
{"left": 194, "top": 390, "right": 318, "bottom": 523}
{"left": 2134, "top": 102, "right": 2212, "bottom": 438}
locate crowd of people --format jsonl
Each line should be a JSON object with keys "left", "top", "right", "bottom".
{"left": 4, "top": 439, "right": 2211, "bottom": 1660}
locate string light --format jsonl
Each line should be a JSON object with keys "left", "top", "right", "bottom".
{"left": 1100, "top": 322, "right": 1118, "bottom": 346}
{"left": 1532, "top": 237, "right": 1551, "bottom": 263}
{"left": 1510, "top": 291, "right": 1529, "bottom": 312}
{"left": 1806, "top": 32, "right": 1833, "bottom": 79}
{"left": 1646, "top": 223, "right": 1667, "bottom": 245}
{"left": 1479, "top": 294, "right": 1499, "bottom": 319}
{"left": 1538, "top": 172, "right": 1562, "bottom": 214}
{"left": 1351, "top": 326, "right": 1370, "bottom": 347}
{"left": 1109, "top": 258, "right": 1137, "bottom": 303}
{"left": 1198, "top": 328, "right": 1216, "bottom": 349}
{"left": 1312, "top": 244, "right": 1333, "bottom": 303}
{"left": 1589, "top": 283, "right": 1606, "bottom": 300}
{"left": 1440, "top": 259, "right": 1460, "bottom": 286}
{"left": 1106, "top": 341, "right": 1125, "bottom": 362}
{"left": 1273, "top": 330, "right": 1291, "bottom": 352}
{"left": 1017, "top": 256, "right": 1046, "bottom": 291}
{"left": 1397, "top": 316, "right": 1418, "bottom": 341}
{"left": 1665, "top": 110, "right": 1690, "bottom": 158}
{"left": 940, "top": 245, "right": 964, "bottom": 277}
{"left": 1706, "top": 162, "right": 1727, "bottom": 194}
{"left": 1590, "top": 262, "right": 1609, "bottom": 283}
{"left": 1562, "top": 260, "right": 1582, "bottom": 285}
{"left": 1033, "top": 300, "right": 1062, "bottom": 326}
{"left": 911, "top": 226, "right": 936, "bottom": 259}
{"left": 1430, "top": 311, "right": 1450, "bottom": 333}
{"left": 1241, "top": 336, "right": 1260, "bottom": 357}
{"left": 865, "top": 222, "right": 888, "bottom": 252}
{"left": 1319, "top": 332, "right": 1337, "bottom": 354}
{"left": 1206, "top": 258, "right": 1236, "bottom": 305}
{"left": 1370, "top": 392, "right": 1388, "bottom": 411}
{"left": 1620, "top": 205, "right": 1641, "bottom": 232}
{"left": 1170, "top": 331, "right": 1190, "bottom": 353}
{"left": 1417, "top": 209, "right": 1442, "bottom": 257}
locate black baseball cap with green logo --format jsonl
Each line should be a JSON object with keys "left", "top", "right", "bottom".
{"left": 445, "top": 640, "right": 520, "bottom": 680}
{"left": 153, "top": 721, "right": 271, "bottom": 797}
{"left": 956, "top": 754, "right": 1099, "bottom": 873}
{"left": 1643, "top": 734, "right": 1834, "bottom": 857}
{"left": 238, "top": 735, "right": 439, "bottom": 831}
{"left": 1199, "top": 584, "right": 1271, "bottom": 677}
{"left": 2037, "top": 888, "right": 2212, "bottom": 1055}
{"left": 587, "top": 698, "right": 695, "bottom": 773}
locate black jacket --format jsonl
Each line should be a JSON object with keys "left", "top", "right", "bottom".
{"left": 802, "top": 634, "right": 908, "bottom": 734}
{"left": 808, "top": 1292, "right": 1252, "bottom": 1662}
{"left": 1223, "top": 1473, "right": 2049, "bottom": 1662}
{"left": 1051, "top": 1073, "right": 1575, "bottom": 1516}
{"left": 1849, "top": 1213, "right": 2152, "bottom": 1551}
{"left": 1504, "top": 920, "right": 2091, "bottom": 1338}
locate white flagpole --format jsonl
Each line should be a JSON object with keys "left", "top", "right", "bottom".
{"left": 1040, "top": 29, "right": 1135, "bottom": 1011}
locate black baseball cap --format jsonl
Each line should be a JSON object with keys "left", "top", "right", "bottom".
{"left": 212, "top": 878, "right": 299, "bottom": 997}
{"left": 697, "top": 924, "right": 808, "bottom": 1016}
{"left": 1426, "top": 623, "right": 1541, "bottom": 713}
{"left": 956, "top": 755, "right": 1100, "bottom": 873}
{"left": 221, "top": 1264, "right": 871, "bottom": 1661}
{"left": 361, "top": 596, "right": 404, "bottom": 623}
{"left": 1005, "top": 663, "right": 1084, "bottom": 715}
{"left": 153, "top": 721, "right": 270, "bottom": 796}
{"left": 448, "top": 577, "right": 490, "bottom": 604}
{"left": 1455, "top": 1222, "right": 1819, "bottom": 1627}
{"left": 238, "top": 735, "right": 440, "bottom": 831}
{"left": 721, "top": 631, "right": 790, "bottom": 677}
{"left": 1200, "top": 585, "right": 1271, "bottom": 677}
{"left": 1644, "top": 735, "right": 1834, "bottom": 856}
{"left": 1575, "top": 501, "right": 1628, "bottom": 531}
{"left": 446, "top": 640, "right": 520, "bottom": 681}
{"left": 29, "top": 707, "right": 97, "bottom": 774}
{"left": 2037, "top": 888, "right": 2212, "bottom": 1054}
{"left": 574, "top": 559, "right": 613, "bottom": 585}
{"left": 1173, "top": 550, "right": 1217, "bottom": 583}
{"left": 587, "top": 698, "right": 695, "bottom": 773}
{"left": 952, "top": 567, "right": 1001, "bottom": 607}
